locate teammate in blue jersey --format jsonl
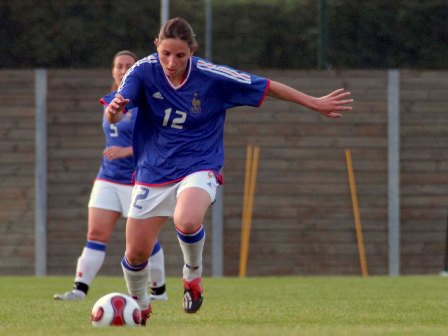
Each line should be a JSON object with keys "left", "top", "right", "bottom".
{"left": 54, "top": 50, "right": 167, "bottom": 302}
{"left": 102, "top": 18, "right": 353, "bottom": 325}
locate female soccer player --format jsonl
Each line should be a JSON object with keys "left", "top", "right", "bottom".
{"left": 54, "top": 50, "right": 167, "bottom": 302}
{"left": 102, "top": 18, "right": 353, "bottom": 325}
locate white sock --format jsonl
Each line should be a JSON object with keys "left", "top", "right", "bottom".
{"left": 148, "top": 244, "right": 166, "bottom": 288}
{"left": 74, "top": 240, "right": 106, "bottom": 285}
{"left": 176, "top": 225, "right": 205, "bottom": 281}
{"left": 121, "top": 256, "right": 150, "bottom": 309}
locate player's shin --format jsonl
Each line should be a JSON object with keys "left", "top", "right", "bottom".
{"left": 75, "top": 240, "right": 107, "bottom": 290}
{"left": 176, "top": 225, "right": 205, "bottom": 281}
{"left": 148, "top": 241, "right": 166, "bottom": 288}
{"left": 121, "top": 255, "right": 151, "bottom": 310}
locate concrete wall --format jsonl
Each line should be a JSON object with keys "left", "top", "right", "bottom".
{"left": 1, "top": 69, "right": 447, "bottom": 276}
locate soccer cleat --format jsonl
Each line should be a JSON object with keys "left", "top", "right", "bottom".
{"left": 53, "top": 289, "right": 86, "bottom": 301}
{"left": 149, "top": 284, "right": 168, "bottom": 301}
{"left": 183, "top": 278, "right": 203, "bottom": 313}
{"left": 150, "top": 291, "right": 168, "bottom": 301}
{"left": 140, "top": 303, "right": 152, "bottom": 326}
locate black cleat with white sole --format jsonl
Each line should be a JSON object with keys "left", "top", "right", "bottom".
{"left": 183, "top": 278, "right": 203, "bottom": 313}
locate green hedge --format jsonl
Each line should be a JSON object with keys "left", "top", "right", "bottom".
{"left": 1, "top": 0, "right": 446, "bottom": 69}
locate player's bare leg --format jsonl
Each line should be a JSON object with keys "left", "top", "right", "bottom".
{"left": 174, "top": 187, "right": 211, "bottom": 313}
{"left": 121, "top": 216, "right": 166, "bottom": 325}
{"left": 54, "top": 208, "right": 119, "bottom": 300}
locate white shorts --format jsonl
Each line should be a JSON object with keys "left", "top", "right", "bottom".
{"left": 88, "top": 179, "right": 133, "bottom": 217}
{"left": 128, "top": 171, "right": 219, "bottom": 220}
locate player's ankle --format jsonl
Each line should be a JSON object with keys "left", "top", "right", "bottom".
{"left": 74, "top": 281, "right": 89, "bottom": 295}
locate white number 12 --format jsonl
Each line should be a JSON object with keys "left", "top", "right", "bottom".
{"left": 163, "top": 108, "right": 186, "bottom": 129}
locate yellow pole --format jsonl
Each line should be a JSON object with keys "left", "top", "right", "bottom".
{"left": 245, "top": 145, "right": 259, "bottom": 270}
{"left": 239, "top": 145, "right": 252, "bottom": 277}
{"left": 345, "top": 149, "right": 368, "bottom": 277}
{"left": 239, "top": 145, "right": 259, "bottom": 278}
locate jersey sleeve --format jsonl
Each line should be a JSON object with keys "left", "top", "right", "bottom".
{"left": 116, "top": 65, "right": 142, "bottom": 110}
{"left": 195, "top": 59, "right": 269, "bottom": 109}
{"left": 99, "top": 90, "right": 117, "bottom": 106}
{"left": 223, "top": 74, "right": 270, "bottom": 108}
{"left": 216, "top": 66, "right": 269, "bottom": 108}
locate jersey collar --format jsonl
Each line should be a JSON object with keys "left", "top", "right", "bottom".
{"left": 163, "top": 57, "right": 192, "bottom": 90}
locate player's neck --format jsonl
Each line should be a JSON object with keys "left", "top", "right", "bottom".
{"left": 167, "top": 70, "right": 187, "bottom": 86}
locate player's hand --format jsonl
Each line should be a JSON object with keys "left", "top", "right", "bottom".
{"left": 103, "top": 146, "right": 130, "bottom": 161}
{"left": 316, "top": 89, "right": 353, "bottom": 119}
{"left": 106, "top": 93, "right": 129, "bottom": 115}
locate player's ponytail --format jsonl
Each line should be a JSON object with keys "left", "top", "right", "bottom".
{"left": 158, "top": 17, "right": 198, "bottom": 51}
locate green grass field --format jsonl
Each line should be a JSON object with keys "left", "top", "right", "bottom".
{"left": 0, "top": 275, "right": 447, "bottom": 335}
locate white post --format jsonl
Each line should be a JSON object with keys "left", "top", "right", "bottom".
{"left": 161, "top": 0, "right": 169, "bottom": 24}
{"left": 35, "top": 69, "right": 47, "bottom": 276}
{"left": 205, "top": 0, "right": 222, "bottom": 277}
{"left": 212, "top": 188, "right": 223, "bottom": 277}
{"left": 205, "top": 0, "right": 213, "bottom": 61}
{"left": 388, "top": 69, "right": 400, "bottom": 276}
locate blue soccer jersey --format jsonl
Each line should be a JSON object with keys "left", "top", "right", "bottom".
{"left": 101, "top": 54, "right": 269, "bottom": 185}
{"left": 96, "top": 106, "right": 137, "bottom": 185}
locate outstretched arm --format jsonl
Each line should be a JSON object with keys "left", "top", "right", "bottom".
{"left": 105, "top": 93, "right": 130, "bottom": 124}
{"left": 267, "top": 80, "right": 353, "bottom": 119}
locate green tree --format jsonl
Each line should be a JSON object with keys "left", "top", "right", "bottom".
{"left": 0, "top": 0, "right": 447, "bottom": 69}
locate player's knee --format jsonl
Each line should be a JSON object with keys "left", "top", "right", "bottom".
{"left": 174, "top": 208, "right": 203, "bottom": 232}
{"left": 87, "top": 229, "right": 108, "bottom": 243}
{"left": 174, "top": 217, "right": 201, "bottom": 234}
{"left": 126, "top": 248, "right": 150, "bottom": 265}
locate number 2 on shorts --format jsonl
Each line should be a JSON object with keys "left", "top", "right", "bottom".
{"left": 133, "top": 186, "right": 149, "bottom": 209}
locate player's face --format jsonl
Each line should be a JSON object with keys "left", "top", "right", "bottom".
{"left": 156, "top": 38, "right": 192, "bottom": 83}
{"left": 112, "top": 55, "right": 135, "bottom": 87}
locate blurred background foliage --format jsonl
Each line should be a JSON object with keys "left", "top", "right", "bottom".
{"left": 1, "top": 0, "right": 447, "bottom": 69}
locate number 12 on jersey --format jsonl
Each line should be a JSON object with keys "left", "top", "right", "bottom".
{"left": 163, "top": 108, "right": 186, "bottom": 129}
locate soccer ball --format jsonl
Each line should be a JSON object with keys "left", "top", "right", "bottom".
{"left": 91, "top": 293, "right": 141, "bottom": 327}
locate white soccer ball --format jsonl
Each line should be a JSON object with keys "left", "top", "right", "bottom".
{"left": 91, "top": 292, "right": 141, "bottom": 327}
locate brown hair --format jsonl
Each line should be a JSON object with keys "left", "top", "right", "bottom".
{"left": 111, "top": 50, "right": 138, "bottom": 90}
{"left": 158, "top": 17, "right": 198, "bottom": 50}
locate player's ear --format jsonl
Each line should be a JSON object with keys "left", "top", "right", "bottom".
{"left": 154, "top": 38, "right": 160, "bottom": 48}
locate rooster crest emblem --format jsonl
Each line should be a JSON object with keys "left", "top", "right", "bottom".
{"left": 190, "top": 92, "right": 201, "bottom": 113}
